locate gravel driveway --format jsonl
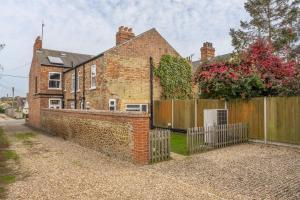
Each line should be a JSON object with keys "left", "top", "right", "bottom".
{"left": 3, "top": 122, "right": 300, "bottom": 200}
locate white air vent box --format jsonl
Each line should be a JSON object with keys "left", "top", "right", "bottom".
{"left": 204, "top": 109, "right": 228, "bottom": 126}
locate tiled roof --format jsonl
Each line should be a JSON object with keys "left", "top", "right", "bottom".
{"left": 37, "top": 49, "right": 93, "bottom": 68}
{"left": 192, "top": 53, "right": 232, "bottom": 73}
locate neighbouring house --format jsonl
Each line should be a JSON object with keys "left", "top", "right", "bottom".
{"left": 15, "top": 96, "right": 27, "bottom": 111}
{"left": 192, "top": 42, "right": 232, "bottom": 74}
{"left": 22, "top": 100, "right": 29, "bottom": 115}
{"left": 28, "top": 26, "right": 180, "bottom": 128}
{"left": 28, "top": 37, "right": 93, "bottom": 128}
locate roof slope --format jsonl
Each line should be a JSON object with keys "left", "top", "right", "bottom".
{"left": 72, "top": 28, "right": 180, "bottom": 68}
{"left": 192, "top": 53, "right": 232, "bottom": 73}
{"left": 37, "top": 49, "right": 93, "bottom": 68}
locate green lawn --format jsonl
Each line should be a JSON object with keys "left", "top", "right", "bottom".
{"left": 171, "top": 132, "right": 188, "bottom": 155}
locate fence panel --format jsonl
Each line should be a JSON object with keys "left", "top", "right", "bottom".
{"left": 153, "top": 100, "right": 172, "bottom": 128}
{"left": 149, "top": 129, "right": 171, "bottom": 163}
{"left": 187, "top": 123, "right": 248, "bottom": 154}
{"left": 173, "top": 100, "right": 195, "bottom": 129}
{"left": 267, "top": 97, "right": 300, "bottom": 145}
{"left": 227, "top": 98, "right": 264, "bottom": 140}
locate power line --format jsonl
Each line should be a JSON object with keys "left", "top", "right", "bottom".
{"left": 0, "top": 83, "right": 26, "bottom": 93}
{"left": 5, "top": 62, "right": 31, "bottom": 71}
{"left": 0, "top": 73, "right": 28, "bottom": 78}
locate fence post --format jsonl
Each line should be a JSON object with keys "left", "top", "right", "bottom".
{"left": 171, "top": 99, "right": 174, "bottom": 129}
{"left": 264, "top": 97, "right": 267, "bottom": 144}
{"left": 194, "top": 99, "right": 197, "bottom": 127}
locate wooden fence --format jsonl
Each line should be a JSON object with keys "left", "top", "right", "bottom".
{"left": 154, "top": 97, "right": 300, "bottom": 145}
{"left": 187, "top": 123, "right": 248, "bottom": 154}
{"left": 149, "top": 129, "right": 171, "bottom": 163}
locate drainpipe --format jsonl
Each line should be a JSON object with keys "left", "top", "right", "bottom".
{"left": 150, "top": 57, "right": 154, "bottom": 129}
{"left": 62, "top": 72, "right": 65, "bottom": 109}
{"left": 82, "top": 64, "right": 85, "bottom": 109}
{"left": 73, "top": 62, "right": 77, "bottom": 109}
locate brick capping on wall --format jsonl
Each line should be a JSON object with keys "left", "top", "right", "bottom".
{"left": 41, "top": 108, "right": 150, "bottom": 118}
{"left": 40, "top": 109, "right": 150, "bottom": 165}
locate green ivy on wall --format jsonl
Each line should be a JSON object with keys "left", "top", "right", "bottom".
{"left": 154, "top": 55, "right": 192, "bottom": 99}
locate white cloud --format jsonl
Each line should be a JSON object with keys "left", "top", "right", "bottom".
{"left": 0, "top": 0, "right": 248, "bottom": 97}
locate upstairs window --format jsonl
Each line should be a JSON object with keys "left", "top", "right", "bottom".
{"left": 48, "top": 72, "right": 61, "bottom": 89}
{"left": 90, "top": 65, "right": 96, "bottom": 89}
{"left": 71, "top": 73, "right": 80, "bottom": 92}
{"left": 71, "top": 74, "right": 75, "bottom": 92}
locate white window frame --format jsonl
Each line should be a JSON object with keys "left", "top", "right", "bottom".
{"left": 71, "top": 73, "right": 75, "bottom": 93}
{"left": 71, "top": 73, "right": 80, "bottom": 93}
{"left": 77, "top": 75, "right": 80, "bottom": 91}
{"left": 125, "top": 104, "right": 148, "bottom": 112}
{"left": 90, "top": 65, "right": 96, "bottom": 89}
{"left": 109, "top": 99, "right": 116, "bottom": 111}
{"left": 48, "top": 98, "right": 62, "bottom": 109}
{"left": 70, "top": 101, "right": 75, "bottom": 109}
{"left": 48, "top": 72, "right": 61, "bottom": 90}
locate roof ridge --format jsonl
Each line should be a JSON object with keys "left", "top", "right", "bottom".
{"left": 41, "top": 48, "right": 93, "bottom": 57}
{"left": 73, "top": 28, "right": 157, "bottom": 67}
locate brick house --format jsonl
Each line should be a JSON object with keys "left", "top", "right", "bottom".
{"left": 28, "top": 37, "right": 92, "bottom": 128}
{"left": 28, "top": 26, "right": 179, "bottom": 128}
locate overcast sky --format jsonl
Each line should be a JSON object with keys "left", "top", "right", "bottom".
{"left": 0, "top": 0, "right": 248, "bottom": 97}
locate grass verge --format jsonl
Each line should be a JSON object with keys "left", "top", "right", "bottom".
{"left": 2, "top": 150, "right": 18, "bottom": 160}
{"left": 15, "top": 132, "right": 35, "bottom": 141}
{"left": 171, "top": 132, "right": 188, "bottom": 155}
{"left": 0, "top": 127, "right": 18, "bottom": 199}
{"left": 0, "top": 175, "right": 15, "bottom": 184}
{"left": 0, "top": 128, "right": 9, "bottom": 149}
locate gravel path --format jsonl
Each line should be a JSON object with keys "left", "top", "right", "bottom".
{"left": 3, "top": 123, "right": 300, "bottom": 200}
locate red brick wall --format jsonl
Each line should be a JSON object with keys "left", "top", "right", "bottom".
{"left": 28, "top": 49, "right": 64, "bottom": 128}
{"left": 41, "top": 109, "right": 150, "bottom": 164}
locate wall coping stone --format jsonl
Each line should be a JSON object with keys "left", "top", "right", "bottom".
{"left": 41, "top": 108, "right": 150, "bottom": 118}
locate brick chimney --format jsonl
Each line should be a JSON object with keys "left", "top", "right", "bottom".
{"left": 33, "top": 36, "right": 42, "bottom": 53}
{"left": 200, "top": 42, "right": 215, "bottom": 62}
{"left": 116, "top": 26, "right": 135, "bottom": 45}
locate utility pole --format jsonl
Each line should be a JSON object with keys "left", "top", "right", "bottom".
{"left": 12, "top": 87, "right": 14, "bottom": 109}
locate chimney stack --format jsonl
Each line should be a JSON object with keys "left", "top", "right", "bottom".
{"left": 116, "top": 26, "right": 135, "bottom": 45}
{"left": 33, "top": 36, "right": 42, "bottom": 53}
{"left": 200, "top": 42, "right": 215, "bottom": 62}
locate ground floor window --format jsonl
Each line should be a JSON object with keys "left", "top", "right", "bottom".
{"left": 49, "top": 99, "right": 62, "bottom": 109}
{"left": 125, "top": 104, "right": 148, "bottom": 112}
{"left": 109, "top": 99, "right": 116, "bottom": 111}
{"left": 70, "top": 101, "right": 75, "bottom": 109}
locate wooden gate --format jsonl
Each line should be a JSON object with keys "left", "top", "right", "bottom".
{"left": 149, "top": 129, "right": 171, "bottom": 163}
